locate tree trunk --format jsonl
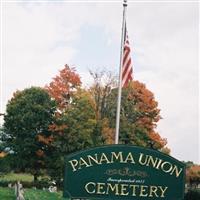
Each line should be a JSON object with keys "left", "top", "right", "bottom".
{"left": 34, "top": 174, "right": 38, "bottom": 182}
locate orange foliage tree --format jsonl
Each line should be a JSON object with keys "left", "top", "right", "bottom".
{"left": 46, "top": 64, "right": 81, "bottom": 111}
{"left": 36, "top": 64, "right": 81, "bottom": 168}
{"left": 89, "top": 75, "right": 168, "bottom": 151}
{"left": 47, "top": 67, "right": 168, "bottom": 152}
{"left": 186, "top": 164, "right": 200, "bottom": 188}
{"left": 45, "top": 64, "right": 82, "bottom": 140}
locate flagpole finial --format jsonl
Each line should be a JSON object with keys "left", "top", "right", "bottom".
{"left": 123, "top": 0, "right": 127, "bottom": 7}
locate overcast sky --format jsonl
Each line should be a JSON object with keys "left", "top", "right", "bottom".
{"left": 0, "top": 0, "right": 199, "bottom": 163}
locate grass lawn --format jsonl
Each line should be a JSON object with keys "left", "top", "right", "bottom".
{"left": 0, "top": 187, "right": 67, "bottom": 200}
{"left": 0, "top": 172, "right": 33, "bottom": 182}
{"left": 24, "top": 188, "right": 65, "bottom": 200}
{"left": 0, "top": 173, "right": 67, "bottom": 199}
{"left": 0, "top": 187, "right": 15, "bottom": 200}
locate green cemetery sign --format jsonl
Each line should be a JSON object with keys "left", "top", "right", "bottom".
{"left": 63, "top": 145, "right": 185, "bottom": 200}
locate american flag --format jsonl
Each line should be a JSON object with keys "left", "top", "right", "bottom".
{"left": 122, "top": 23, "right": 133, "bottom": 87}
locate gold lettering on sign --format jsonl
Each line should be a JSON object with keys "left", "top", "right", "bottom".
{"left": 106, "top": 183, "right": 119, "bottom": 195}
{"left": 68, "top": 151, "right": 183, "bottom": 178}
{"left": 87, "top": 154, "right": 99, "bottom": 166}
{"left": 139, "top": 185, "right": 148, "bottom": 197}
{"left": 124, "top": 152, "right": 135, "bottom": 164}
{"left": 68, "top": 159, "right": 78, "bottom": 172}
{"left": 159, "top": 186, "right": 168, "bottom": 197}
{"left": 146, "top": 156, "right": 158, "bottom": 168}
{"left": 120, "top": 184, "right": 129, "bottom": 196}
{"left": 129, "top": 184, "right": 140, "bottom": 196}
{"left": 110, "top": 152, "right": 124, "bottom": 163}
{"left": 97, "top": 183, "right": 106, "bottom": 194}
{"left": 138, "top": 153, "right": 183, "bottom": 178}
{"left": 99, "top": 153, "right": 111, "bottom": 164}
{"left": 149, "top": 186, "right": 159, "bottom": 197}
{"left": 155, "top": 158, "right": 163, "bottom": 169}
{"left": 161, "top": 161, "right": 173, "bottom": 173}
{"left": 78, "top": 157, "right": 90, "bottom": 169}
{"left": 138, "top": 153, "right": 148, "bottom": 165}
{"left": 85, "top": 182, "right": 95, "bottom": 194}
{"left": 84, "top": 182, "right": 168, "bottom": 197}
{"left": 170, "top": 165, "right": 183, "bottom": 178}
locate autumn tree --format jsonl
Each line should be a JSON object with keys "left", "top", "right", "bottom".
{"left": 88, "top": 70, "right": 118, "bottom": 144}
{"left": 45, "top": 66, "right": 103, "bottom": 183}
{"left": 89, "top": 70, "right": 168, "bottom": 151}
{"left": 46, "top": 64, "right": 81, "bottom": 111}
{"left": 105, "top": 81, "right": 167, "bottom": 149}
{"left": 185, "top": 162, "right": 200, "bottom": 188}
{"left": 89, "top": 70, "right": 117, "bottom": 120}
{"left": 2, "top": 87, "right": 56, "bottom": 181}
{"left": 46, "top": 65, "right": 102, "bottom": 148}
{"left": 45, "top": 64, "right": 83, "bottom": 148}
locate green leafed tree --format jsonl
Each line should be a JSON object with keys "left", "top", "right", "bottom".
{"left": 51, "top": 89, "right": 98, "bottom": 152}
{"left": 3, "top": 87, "right": 56, "bottom": 181}
{"left": 47, "top": 89, "right": 101, "bottom": 184}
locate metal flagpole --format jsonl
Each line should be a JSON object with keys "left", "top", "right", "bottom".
{"left": 115, "top": 0, "right": 128, "bottom": 144}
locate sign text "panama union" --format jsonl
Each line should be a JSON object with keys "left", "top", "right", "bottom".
{"left": 69, "top": 151, "right": 183, "bottom": 178}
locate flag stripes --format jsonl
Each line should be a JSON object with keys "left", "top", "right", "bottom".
{"left": 122, "top": 25, "right": 133, "bottom": 87}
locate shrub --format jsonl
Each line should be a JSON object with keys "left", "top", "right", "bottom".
{"left": 184, "top": 189, "right": 200, "bottom": 200}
